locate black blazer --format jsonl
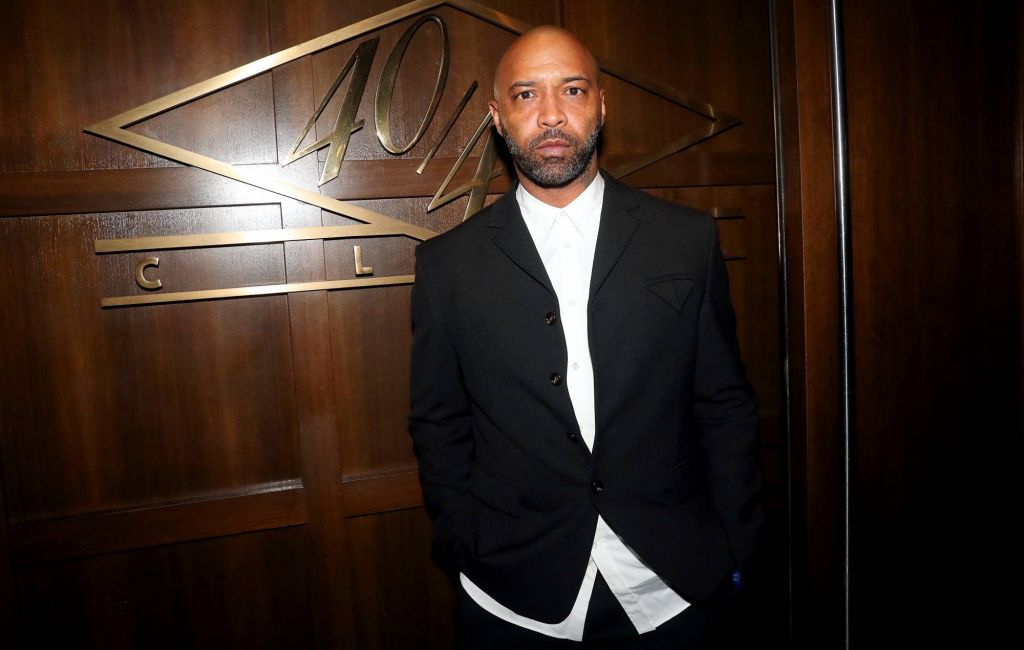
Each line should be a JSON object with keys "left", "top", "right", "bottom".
{"left": 409, "top": 171, "right": 762, "bottom": 624}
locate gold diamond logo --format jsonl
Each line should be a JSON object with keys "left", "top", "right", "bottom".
{"left": 87, "top": 0, "right": 738, "bottom": 307}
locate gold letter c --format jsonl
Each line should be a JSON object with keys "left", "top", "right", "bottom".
{"left": 135, "top": 256, "right": 162, "bottom": 290}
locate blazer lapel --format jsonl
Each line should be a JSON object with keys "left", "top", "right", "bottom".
{"left": 488, "top": 186, "right": 555, "bottom": 296}
{"left": 487, "top": 175, "right": 640, "bottom": 300}
{"left": 590, "top": 173, "right": 640, "bottom": 302}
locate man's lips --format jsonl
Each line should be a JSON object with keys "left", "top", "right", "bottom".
{"left": 533, "top": 139, "right": 572, "bottom": 154}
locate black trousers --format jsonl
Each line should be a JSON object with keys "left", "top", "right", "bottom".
{"left": 456, "top": 572, "right": 737, "bottom": 649}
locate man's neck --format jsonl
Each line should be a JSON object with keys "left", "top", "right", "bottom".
{"left": 515, "top": 158, "right": 600, "bottom": 209}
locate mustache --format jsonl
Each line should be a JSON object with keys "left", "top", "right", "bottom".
{"left": 529, "top": 129, "right": 580, "bottom": 150}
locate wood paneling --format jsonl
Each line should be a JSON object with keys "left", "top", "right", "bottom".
{"left": 269, "top": 4, "right": 360, "bottom": 641}
{"left": 0, "top": 151, "right": 775, "bottom": 219}
{"left": 771, "top": 0, "right": 846, "bottom": 646}
{"left": 96, "top": 204, "right": 286, "bottom": 294}
{"left": 342, "top": 470, "right": 423, "bottom": 517}
{"left": 330, "top": 286, "right": 417, "bottom": 477}
{"left": 0, "top": 169, "right": 276, "bottom": 218}
{"left": 0, "top": 0, "right": 276, "bottom": 173}
{"left": 0, "top": 1, "right": 788, "bottom": 647}
{"left": 9, "top": 483, "right": 306, "bottom": 565}
{"left": 16, "top": 527, "right": 312, "bottom": 649}
{"left": 775, "top": 0, "right": 1024, "bottom": 646}
{"left": 346, "top": 508, "right": 456, "bottom": 650}
{"left": 843, "top": 1, "right": 1023, "bottom": 645}
{"left": 566, "top": 0, "right": 776, "bottom": 175}
{"left": 0, "top": 212, "right": 300, "bottom": 522}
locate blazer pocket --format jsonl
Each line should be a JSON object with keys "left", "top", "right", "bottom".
{"left": 469, "top": 468, "right": 521, "bottom": 518}
{"left": 644, "top": 274, "right": 697, "bottom": 313}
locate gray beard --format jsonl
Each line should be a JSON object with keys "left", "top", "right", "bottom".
{"left": 501, "top": 123, "right": 601, "bottom": 188}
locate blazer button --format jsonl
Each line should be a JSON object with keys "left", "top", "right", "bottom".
{"left": 549, "top": 373, "right": 562, "bottom": 386}
{"left": 566, "top": 430, "right": 578, "bottom": 442}
{"left": 545, "top": 311, "right": 558, "bottom": 326}
{"left": 591, "top": 480, "right": 605, "bottom": 494}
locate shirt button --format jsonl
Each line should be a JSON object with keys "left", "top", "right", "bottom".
{"left": 545, "top": 311, "right": 558, "bottom": 326}
{"left": 591, "top": 480, "right": 605, "bottom": 494}
{"left": 568, "top": 300, "right": 577, "bottom": 308}
{"left": 549, "top": 373, "right": 562, "bottom": 386}
{"left": 567, "top": 430, "right": 579, "bottom": 442}
{"left": 563, "top": 241, "right": 571, "bottom": 249}
{"left": 572, "top": 361, "right": 580, "bottom": 370}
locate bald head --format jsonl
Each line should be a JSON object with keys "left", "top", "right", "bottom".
{"left": 492, "top": 26, "right": 601, "bottom": 100}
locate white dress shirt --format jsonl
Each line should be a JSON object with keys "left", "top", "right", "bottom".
{"left": 460, "top": 173, "right": 690, "bottom": 641}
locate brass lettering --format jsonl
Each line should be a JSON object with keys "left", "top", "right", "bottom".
{"left": 86, "top": 5, "right": 744, "bottom": 309}
{"left": 282, "top": 38, "right": 379, "bottom": 186}
{"left": 427, "top": 112, "right": 501, "bottom": 220}
{"left": 375, "top": 15, "right": 450, "bottom": 155}
{"left": 135, "top": 256, "right": 162, "bottom": 290}
{"left": 416, "top": 80, "right": 478, "bottom": 175}
{"left": 353, "top": 245, "right": 374, "bottom": 276}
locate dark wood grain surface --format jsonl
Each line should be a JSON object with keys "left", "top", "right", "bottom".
{"left": 771, "top": 0, "right": 846, "bottom": 646}
{"left": 843, "top": 1, "right": 1022, "bottom": 645}
{"left": 0, "top": 1, "right": 788, "bottom": 647}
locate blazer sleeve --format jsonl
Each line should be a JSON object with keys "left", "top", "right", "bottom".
{"left": 693, "top": 216, "right": 764, "bottom": 574}
{"left": 408, "top": 244, "right": 475, "bottom": 573}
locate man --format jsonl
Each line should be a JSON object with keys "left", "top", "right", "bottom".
{"left": 409, "top": 26, "right": 761, "bottom": 648}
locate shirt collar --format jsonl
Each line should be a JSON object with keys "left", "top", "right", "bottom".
{"left": 516, "top": 173, "right": 605, "bottom": 246}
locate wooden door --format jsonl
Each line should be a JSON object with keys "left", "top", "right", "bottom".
{"left": 0, "top": 1, "right": 788, "bottom": 647}
{"left": 775, "top": 0, "right": 1023, "bottom": 646}
{"left": 843, "top": 1, "right": 1023, "bottom": 646}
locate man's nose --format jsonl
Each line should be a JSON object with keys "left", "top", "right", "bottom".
{"left": 538, "top": 95, "right": 565, "bottom": 129}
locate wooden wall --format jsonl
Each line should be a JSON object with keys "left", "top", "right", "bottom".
{"left": 0, "top": 1, "right": 786, "bottom": 647}
{"left": 776, "top": 0, "right": 1023, "bottom": 646}
{"left": 844, "top": 1, "right": 1022, "bottom": 646}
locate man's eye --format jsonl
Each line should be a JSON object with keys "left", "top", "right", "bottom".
{"left": 516, "top": 90, "right": 535, "bottom": 100}
{"left": 566, "top": 87, "right": 583, "bottom": 96}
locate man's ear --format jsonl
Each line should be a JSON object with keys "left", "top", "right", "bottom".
{"left": 599, "top": 89, "right": 606, "bottom": 124}
{"left": 487, "top": 101, "right": 503, "bottom": 136}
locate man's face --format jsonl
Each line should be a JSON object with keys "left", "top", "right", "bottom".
{"left": 489, "top": 31, "right": 606, "bottom": 189}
